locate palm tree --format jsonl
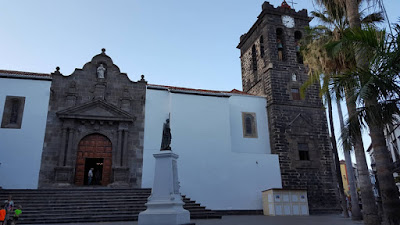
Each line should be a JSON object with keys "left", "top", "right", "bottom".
{"left": 326, "top": 92, "right": 350, "bottom": 218}
{"left": 331, "top": 26, "right": 400, "bottom": 225}
{"left": 310, "top": 0, "right": 400, "bottom": 224}
{"left": 312, "top": 1, "right": 385, "bottom": 224}
{"left": 301, "top": 5, "right": 384, "bottom": 221}
{"left": 301, "top": 10, "right": 351, "bottom": 218}
{"left": 336, "top": 92, "right": 362, "bottom": 220}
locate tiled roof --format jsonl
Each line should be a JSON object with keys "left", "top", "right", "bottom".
{"left": 228, "top": 89, "right": 253, "bottom": 95}
{"left": 147, "top": 84, "right": 254, "bottom": 96}
{"left": 0, "top": 69, "right": 52, "bottom": 80}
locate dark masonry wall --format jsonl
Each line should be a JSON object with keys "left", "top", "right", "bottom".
{"left": 38, "top": 49, "right": 147, "bottom": 188}
{"left": 237, "top": 2, "right": 339, "bottom": 212}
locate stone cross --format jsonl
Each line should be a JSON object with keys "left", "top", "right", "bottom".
{"left": 287, "top": 0, "right": 297, "bottom": 9}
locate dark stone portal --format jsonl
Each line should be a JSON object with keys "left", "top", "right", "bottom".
{"left": 38, "top": 50, "right": 147, "bottom": 188}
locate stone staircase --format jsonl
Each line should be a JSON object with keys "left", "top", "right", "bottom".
{"left": 0, "top": 188, "right": 221, "bottom": 224}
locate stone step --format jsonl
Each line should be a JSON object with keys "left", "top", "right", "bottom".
{"left": 0, "top": 189, "right": 221, "bottom": 224}
{"left": 17, "top": 212, "right": 221, "bottom": 224}
{"left": 17, "top": 212, "right": 220, "bottom": 224}
{"left": 19, "top": 203, "right": 204, "bottom": 210}
{"left": 0, "top": 192, "right": 151, "bottom": 197}
{"left": 0, "top": 190, "right": 151, "bottom": 195}
{"left": 1, "top": 188, "right": 152, "bottom": 191}
{"left": 21, "top": 209, "right": 214, "bottom": 218}
{"left": 20, "top": 206, "right": 208, "bottom": 215}
{"left": 12, "top": 202, "right": 201, "bottom": 210}
{"left": 6, "top": 199, "right": 198, "bottom": 206}
{"left": 17, "top": 215, "right": 141, "bottom": 224}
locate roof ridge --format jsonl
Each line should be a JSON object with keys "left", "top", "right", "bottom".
{"left": 147, "top": 84, "right": 254, "bottom": 96}
{"left": 0, "top": 69, "right": 52, "bottom": 80}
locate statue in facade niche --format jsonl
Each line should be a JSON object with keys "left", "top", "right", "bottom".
{"left": 292, "top": 73, "right": 297, "bottom": 81}
{"left": 160, "top": 119, "right": 171, "bottom": 151}
{"left": 97, "top": 64, "right": 106, "bottom": 79}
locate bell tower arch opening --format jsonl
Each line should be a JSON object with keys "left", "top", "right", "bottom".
{"left": 75, "top": 133, "right": 112, "bottom": 186}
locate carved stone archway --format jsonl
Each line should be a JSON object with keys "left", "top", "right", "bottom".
{"left": 74, "top": 133, "right": 112, "bottom": 186}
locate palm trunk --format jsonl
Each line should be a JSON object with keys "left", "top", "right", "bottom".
{"left": 344, "top": 1, "right": 381, "bottom": 224}
{"left": 345, "top": 94, "right": 380, "bottom": 225}
{"left": 367, "top": 100, "right": 400, "bottom": 225}
{"left": 327, "top": 93, "right": 349, "bottom": 218}
{"left": 337, "top": 98, "right": 362, "bottom": 220}
{"left": 345, "top": 0, "right": 361, "bottom": 29}
{"left": 345, "top": 0, "right": 400, "bottom": 222}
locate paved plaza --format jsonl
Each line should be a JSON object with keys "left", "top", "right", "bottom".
{"left": 28, "top": 214, "right": 364, "bottom": 225}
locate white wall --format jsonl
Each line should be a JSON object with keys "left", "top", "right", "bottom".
{"left": 0, "top": 78, "right": 51, "bottom": 189}
{"left": 142, "top": 89, "right": 282, "bottom": 210}
{"left": 229, "top": 96, "right": 271, "bottom": 154}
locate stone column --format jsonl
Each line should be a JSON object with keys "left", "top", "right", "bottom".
{"left": 58, "top": 128, "right": 68, "bottom": 166}
{"left": 65, "top": 128, "right": 75, "bottom": 167}
{"left": 55, "top": 127, "right": 75, "bottom": 185}
{"left": 110, "top": 127, "right": 130, "bottom": 187}
{"left": 116, "top": 129, "right": 123, "bottom": 167}
{"left": 122, "top": 129, "right": 128, "bottom": 167}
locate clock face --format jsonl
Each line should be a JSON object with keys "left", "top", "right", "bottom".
{"left": 282, "top": 15, "right": 295, "bottom": 28}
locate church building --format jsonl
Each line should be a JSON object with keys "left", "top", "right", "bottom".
{"left": 0, "top": 2, "right": 339, "bottom": 213}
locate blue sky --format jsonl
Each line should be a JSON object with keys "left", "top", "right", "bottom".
{"left": 1, "top": 0, "right": 399, "bottom": 160}
{"left": 1, "top": 0, "right": 398, "bottom": 90}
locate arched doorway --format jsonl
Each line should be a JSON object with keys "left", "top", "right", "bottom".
{"left": 75, "top": 134, "right": 112, "bottom": 186}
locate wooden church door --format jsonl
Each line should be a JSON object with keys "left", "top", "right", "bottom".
{"left": 74, "top": 134, "right": 112, "bottom": 186}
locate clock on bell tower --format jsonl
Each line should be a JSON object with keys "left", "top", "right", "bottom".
{"left": 237, "top": 1, "right": 340, "bottom": 213}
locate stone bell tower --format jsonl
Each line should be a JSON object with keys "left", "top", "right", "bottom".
{"left": 237, "top": 2, "right": 339, "bottom": 212}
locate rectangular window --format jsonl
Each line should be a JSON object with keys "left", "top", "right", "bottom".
{"left": 242, "top": 112, "right": 258, "bottom": 138}
{"left": 291, "top": 88, "right": 300, "bottom": 100}
{"left": 260, "top": 36, "right": 265, "bottom": 58}
{"left": 1, "top": 96, "right": 26, "bottom": 129}
{"left": 252, "top": 45, "right": 257, "bottom": 71}
{"left": 298, "top": 143, "right": 309, "bottom": 160}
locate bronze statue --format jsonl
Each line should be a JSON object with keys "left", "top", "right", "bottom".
{"left": 160, "top": 119, "right": 171, "bottom": 150}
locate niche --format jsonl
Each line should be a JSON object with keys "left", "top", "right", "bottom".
{"left": 295, "top": 31, "right": 303, "bottom": 64}
{"left": 276, "top": 28, "right": 285, "bottom": 61}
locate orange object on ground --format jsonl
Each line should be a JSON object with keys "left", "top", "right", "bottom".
{"left": 0, "top": 209, "right": 6, "bottom": 221}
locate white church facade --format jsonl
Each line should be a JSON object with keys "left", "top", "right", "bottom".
{"left": 0, "top": 70, "right": 51, "bottom": 189}
{"left": 0, "top": 55, "right": 282, "bottom": 211}
{"left": 143, "top": 85, "right": 282, "bottom": 210}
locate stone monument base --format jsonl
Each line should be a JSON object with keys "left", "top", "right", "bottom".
{"left": 138, "top": 150, "right": 192, "bottom": 225}
{"left": 138, "top": 198, "right": 191, "bottom": 225}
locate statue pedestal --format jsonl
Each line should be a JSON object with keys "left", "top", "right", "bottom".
{"left": 138, "top": 151, "right": 191, "bottom": 225}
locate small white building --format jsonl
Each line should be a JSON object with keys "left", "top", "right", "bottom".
{"left": 142, "top": 85, "right": 282, "bottom": 210}
{"left": 0, "top": 70, "right": 52, "bottom": 189}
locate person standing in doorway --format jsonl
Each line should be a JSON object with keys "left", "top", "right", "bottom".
{"left": 88, "top": 168, "right": 94, "bottom": 185}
